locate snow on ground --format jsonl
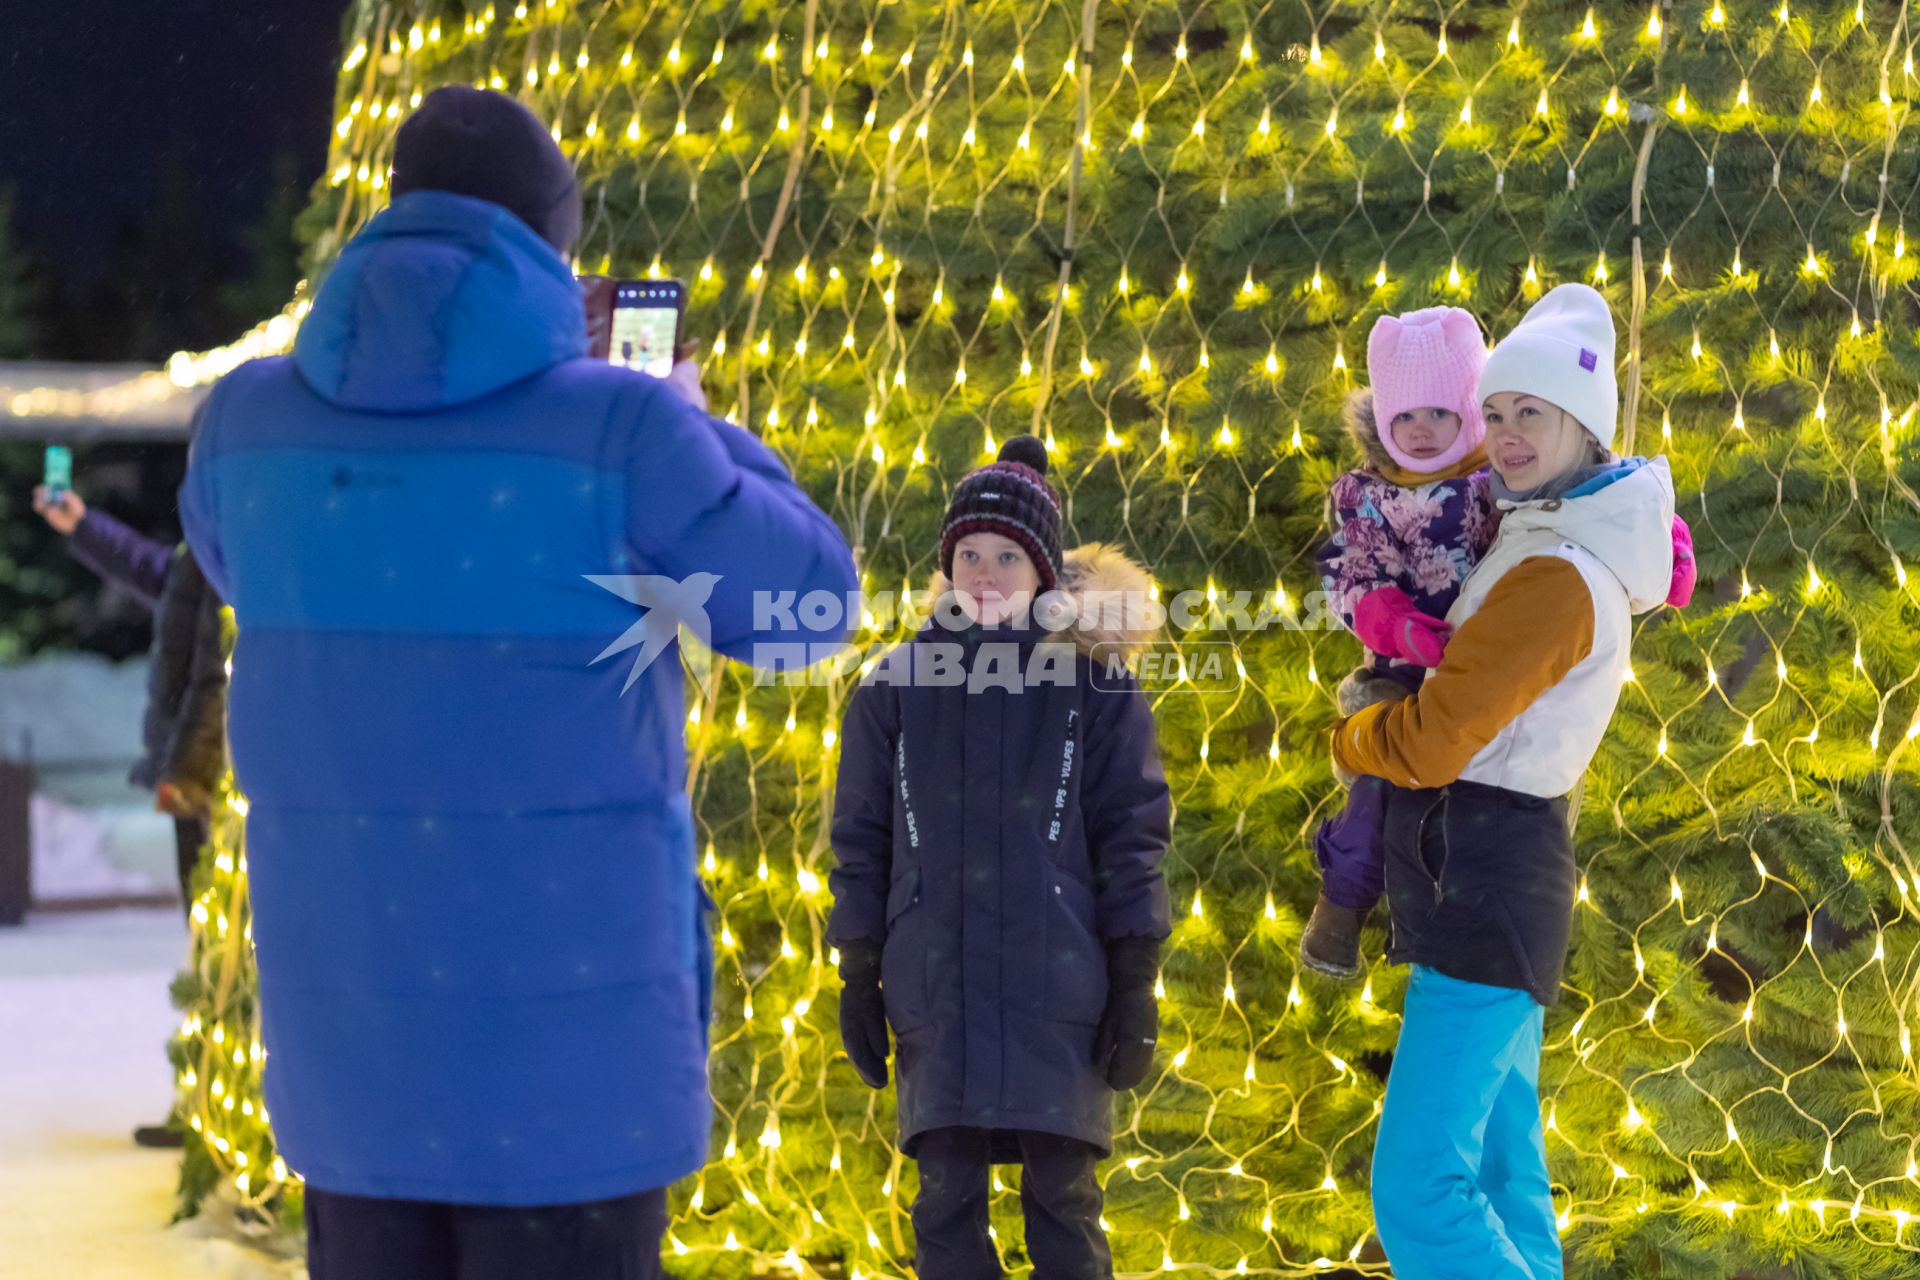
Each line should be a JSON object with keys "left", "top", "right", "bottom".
{"left": 0, "top": 908, "right": 303, "bottom": 1280}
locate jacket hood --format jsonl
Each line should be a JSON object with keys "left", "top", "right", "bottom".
{"left": 1495, "top": 455, "right": 1675, "bottom": 614}
{"left": 927, "top": 541, "right": 1159, "bottom": 658}
{"left": 293, "top": 190, "right": 587, "bottom": 412}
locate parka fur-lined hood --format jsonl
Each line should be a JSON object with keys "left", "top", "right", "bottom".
{"left": 1342, "top": 387, "right": 1399, "bottom": 475}
{"left": 927, "top": 541, "right": 1159, "bottom": 659}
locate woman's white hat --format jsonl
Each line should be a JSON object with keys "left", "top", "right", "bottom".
{"left": 1478, "top": 283, "right": 1618, "bottom": 450}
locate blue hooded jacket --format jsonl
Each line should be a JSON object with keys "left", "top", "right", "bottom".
{"left": 180, "top": 191, "right": 858, "bottom": 1205}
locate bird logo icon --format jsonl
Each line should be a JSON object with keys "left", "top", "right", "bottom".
{"left": 583, "top": 572, "right": 722, "bottom": 693}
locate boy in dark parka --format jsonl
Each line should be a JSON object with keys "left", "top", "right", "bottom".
{"left": 827, "top": 436, "right": 1172, "bottom": 1280}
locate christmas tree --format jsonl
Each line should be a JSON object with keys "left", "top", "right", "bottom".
{"left": 167, "top": 0, "right": 1920, "bottom": 1275}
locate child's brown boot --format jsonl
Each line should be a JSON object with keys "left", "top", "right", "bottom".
{"left": 1300, "top": 893, "right": 1364, "bottom": 980}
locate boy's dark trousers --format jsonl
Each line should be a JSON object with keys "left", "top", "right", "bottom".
{"left": 173, "top": 816, "right": 208, "bottom": 921}
{"left": 914, "top": 1127, "right": 1110, "bottom": 1280}
{"left": 305, "top": 1184, "right": 668, "bottom": 1280}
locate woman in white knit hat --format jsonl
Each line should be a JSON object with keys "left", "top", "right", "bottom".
{"left": 1331, "top": 283, "right": 1679, "bottom": 1279}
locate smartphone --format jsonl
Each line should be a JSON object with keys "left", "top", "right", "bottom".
{"left": 608, "top": 280, "right": 687, "bottom": 378}
{"left": 43, "top": 446, "right": 72, "bottom": 501}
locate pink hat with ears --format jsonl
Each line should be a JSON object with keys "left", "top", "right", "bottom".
{"left": 1365, "top": 306, "right": 1490, "bottom": 473}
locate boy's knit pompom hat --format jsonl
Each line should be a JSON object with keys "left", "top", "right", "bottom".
{"left": 939, "top": 436, "right": 1064, "bottom": 594}
{"left": 1477, "top": 283, "right": 1619, "bottom": 450}
{"left": 1366, "top": 306, "right": 1489, "bottom": 472}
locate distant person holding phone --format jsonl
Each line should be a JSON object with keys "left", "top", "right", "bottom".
{"left": 33, "top": 474, "right": 228, "bottom": 1150}
{"left": 180, "top": 86, "right": 857, "bottom": 1280}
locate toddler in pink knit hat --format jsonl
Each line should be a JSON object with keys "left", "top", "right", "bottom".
{"left": 1302, "top": 306, "right": 1501, "bottom": 979}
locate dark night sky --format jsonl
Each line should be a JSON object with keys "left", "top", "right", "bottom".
{"left": 0, "top": 0, "right": 351, "bottom": 302}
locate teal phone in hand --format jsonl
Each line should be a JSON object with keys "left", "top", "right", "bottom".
{"left": 43, "top": 446, "right": 72, "bottom": 500}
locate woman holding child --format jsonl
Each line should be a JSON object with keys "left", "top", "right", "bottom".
{"left": 1330, "top": 284, "right": 1684, "bottom": 1279}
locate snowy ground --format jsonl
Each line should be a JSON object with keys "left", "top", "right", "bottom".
{"left": 0, "top": 908, "right": 303, "bottom": 1280}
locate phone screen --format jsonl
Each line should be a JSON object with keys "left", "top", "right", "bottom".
{"left": 44, "top": 446, "right": 72, "bottom": 497}
{"left": 610, "top": 282, "right": 683, "bottom": 379}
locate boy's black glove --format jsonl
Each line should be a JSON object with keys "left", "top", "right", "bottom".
{"left": 838, "top": 940, "right": 890, "bottom": 1088}
{"left": 1093, "top": 937, "right": 1162, "bottom": 1090}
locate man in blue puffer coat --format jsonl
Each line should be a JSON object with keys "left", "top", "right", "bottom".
{"left": 179, "top": 87, "right": 857, "bottom": 1279}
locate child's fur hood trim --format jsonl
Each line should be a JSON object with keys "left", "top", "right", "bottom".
{"left": 927, "top": 542, "right": 1159, "bottom": 659}
{"left": 1343, "top": 387, "right": 1398, "bottom": 474}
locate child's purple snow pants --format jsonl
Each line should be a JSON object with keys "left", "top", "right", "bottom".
{"left": 1314, "top": 665, "right": 1423, "bottom": 913}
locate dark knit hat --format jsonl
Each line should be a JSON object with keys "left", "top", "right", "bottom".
{"left": 939, "top": 436, "right": 1064, "bottom": 593}
{"left": 391, "top": 86, "right": 583, "bottom": 255}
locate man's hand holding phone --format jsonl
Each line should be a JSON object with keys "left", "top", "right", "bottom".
{"left": 580, "top": 274, "right": 617, "bottom": 361}
{"left": 665, "top": 341, "right": 707, "bottom": 414}
{"left": 32, "top": 484, "right": 86, "bottom": 535}
{"left": 580, "top": 274, "right": 705, "bottom": 411}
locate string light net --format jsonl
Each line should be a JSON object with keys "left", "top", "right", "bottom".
{"left": 168, "top": 0, "right": 1920, "bottom": 1275}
